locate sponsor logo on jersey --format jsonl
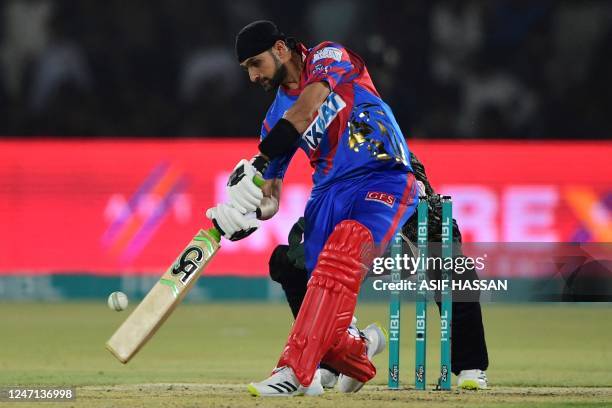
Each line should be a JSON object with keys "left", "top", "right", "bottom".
{"left": 310, "top": 63, "right": 330, "bottom": 76}
{"left": 302, "top": 92, "right": 346, "bottom": 150}
{"left": 365, "top": 191, "right": 396, "bottom": 208}
{"left": 312, "top": 47, "right": 343, "bottom": 63}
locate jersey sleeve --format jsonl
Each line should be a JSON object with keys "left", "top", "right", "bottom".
{"left": 260, "top": 119, "right": 298, "bottom": 180}
{"left": 303, "top": 42, "right": 356, "bottom": 91}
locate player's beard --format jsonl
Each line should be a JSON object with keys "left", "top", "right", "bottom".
{"left": 260, "top": 52, "right": 287, "bottom": 92}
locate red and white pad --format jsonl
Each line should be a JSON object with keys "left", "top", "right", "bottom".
{"left": 276, "top": 220, "right": 374, "bottom": 386}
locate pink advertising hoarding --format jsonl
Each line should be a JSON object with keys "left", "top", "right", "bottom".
{"left": 0, "top": 139, "right": 610, "bottom": 276}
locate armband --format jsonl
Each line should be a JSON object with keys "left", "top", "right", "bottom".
{"left": 258, "top": 118, "right": 301, "bottom": 159}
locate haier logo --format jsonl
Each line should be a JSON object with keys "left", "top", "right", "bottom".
{"left": 312, "top": 47, "right": 343, "bottom": 63}
{"left": 302, "top": 93, "right": 346, "bottom": 150}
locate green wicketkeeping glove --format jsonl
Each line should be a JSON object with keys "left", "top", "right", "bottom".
{"left": 286, "top": 217, "right": 306, "bottom": 270}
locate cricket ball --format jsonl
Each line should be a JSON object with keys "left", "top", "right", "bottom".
{"left": 107, "top": 291, "right": 129, "bottom": 312}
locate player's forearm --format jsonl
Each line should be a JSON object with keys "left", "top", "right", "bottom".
{"left": 284, "top": 82, "right": 330, "bottom": 133}
{"left": 254, "top": 84, "right": 330, "bottom": 174}
{"left": 283, "top": 108, "right": 313, "bottom": 134}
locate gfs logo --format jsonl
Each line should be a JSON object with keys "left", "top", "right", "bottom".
{"left": 365, "top": 192, "right": 396, "bottom": 208}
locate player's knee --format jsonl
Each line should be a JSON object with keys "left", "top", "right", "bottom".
{"left": 269, "top": 245, "right": 292, "bottom": 283}
{"left": 312, "top": 220, "right": 375, "bottom": 291}
{"left": 269, "top": 245, "right": 289, "bottom": 283}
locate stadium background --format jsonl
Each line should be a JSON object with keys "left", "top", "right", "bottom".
{"left": 0, "top": 0, "right": 611, "bottom": 300}
{"left": 0, "top": 3, "right": 611, "bottom": 406}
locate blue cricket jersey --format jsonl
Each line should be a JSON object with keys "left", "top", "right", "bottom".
{"left": 260, "top": 41, "right": 413, "bottom": 191}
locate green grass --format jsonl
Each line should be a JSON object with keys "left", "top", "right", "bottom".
{"left": 0, "top": 302, "right": 610, "bottom": 407}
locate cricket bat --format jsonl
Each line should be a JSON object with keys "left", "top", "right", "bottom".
{"left": 106, "top": 228, "right": 221, "bottom": 363}
{"left": 106, "top": 175, "right": 264, "bottom": 364}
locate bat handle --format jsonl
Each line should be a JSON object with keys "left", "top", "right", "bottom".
{"left": 207, "top": 227, "right": 221, "bottom": 243}
{"left": 252, "top": 174, "right": 265, "bottom": 188}
{"left": 207, "top": 174, "right": 265, "bottom": 243}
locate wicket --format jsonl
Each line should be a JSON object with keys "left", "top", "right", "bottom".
{"left": 388, "top": 195, "right": 453, "bottom": 390}
{"left": 387, "top": 232, "right": 402, "bottom": 389}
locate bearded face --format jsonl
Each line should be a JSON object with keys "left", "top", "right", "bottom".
{"left": 241, "top": 47, "right": 289, "bottom": 92}
{"left": 260, "top": 51, "right": 287, "bottom": 92}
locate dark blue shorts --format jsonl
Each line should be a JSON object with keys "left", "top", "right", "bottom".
{"left": 303, "top": 171, "right": 418, "bottom": 274}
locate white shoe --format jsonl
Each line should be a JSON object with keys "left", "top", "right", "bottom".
{"left": 337, "top": 323, "right": 387, "bottom": 393}
{"left": 457, "top": 369, "right": 488, "bottom": 390}
{"left": 320, "top": 367, "right": 339, "bottom": 389}
{"left": 247, "top": 366, "right": 324, "bottom": 397}
{"left": 300, "top": 369, "right": 324, "bottom": 396}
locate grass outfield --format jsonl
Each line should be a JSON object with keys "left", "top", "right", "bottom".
{"left": 0, "top": 302, "right": 610, "bottom": 407}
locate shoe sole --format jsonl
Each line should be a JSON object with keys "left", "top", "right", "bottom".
{"left": 247, "top": 384, "right": 301, "bottom": 397}
{"left": 248, "top": 381, "right": 323, "bottom": 397}
{"left": 247, "top": 384, "right": 260, "bottom": 397}
{"left": 380, "top": 324, "right": 389, "bottom": 344}
{"left": 459, "top": 379, "right": 483, "bottom": 390}
{"left": 300, "top": 387, "right": 324, "bottom": 396}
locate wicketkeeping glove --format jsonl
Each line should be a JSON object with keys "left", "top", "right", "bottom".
{"left": 226, "top": 159, "right": 264, "bottom": 214}
{"left": 206, "top": 203, "right": 260, "bottom": 241}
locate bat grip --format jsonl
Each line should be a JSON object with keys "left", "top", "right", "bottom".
{"left": 207, "top": 174, "right": 265, "bottom": 242}
{"left": 207, "top": 227, "right": 221, "bottom": 243}
{"left": 252, "top": 174, "right": 265, "bottom": 188}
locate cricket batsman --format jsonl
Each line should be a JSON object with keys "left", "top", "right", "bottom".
{"left": 206, "top": 20, "right": 418, "bottom": 396}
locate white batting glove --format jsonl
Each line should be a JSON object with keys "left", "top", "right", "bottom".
{"left": 206, "top": 203, "right": 260, "bottom": 241}
{"left": 226, "top": 159, "right": 264, "bottom": 214}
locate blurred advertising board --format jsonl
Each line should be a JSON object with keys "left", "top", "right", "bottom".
{"left": 1, "top": 139, "right": 610, "bottom": 277}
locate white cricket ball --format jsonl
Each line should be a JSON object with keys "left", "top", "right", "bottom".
{"left": 107, "top": 291, "right": 129, "bottom": 312}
